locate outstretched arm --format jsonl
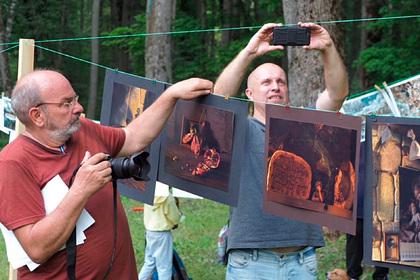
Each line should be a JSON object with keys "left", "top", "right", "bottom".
{"left": 214, "top": 23, "right": 284, "bottom": 97}
{"left": 119, "top": 78, "right": 213, "bottom": 156}
{"left": 300, "top": 23, "right": 349, "bottom": 111}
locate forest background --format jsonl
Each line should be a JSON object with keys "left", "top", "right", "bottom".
{"left": 1, "top": 0, "right": 419, "bottom": 119}
{"left": 0, "top": 0, "right": 419, "bottom": 279}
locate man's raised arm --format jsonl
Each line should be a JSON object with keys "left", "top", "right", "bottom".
{"left": 300, "top": 23, "right": 349, "bottom": 111}
{"left": 214, "top": 23, "right": 284, "bottom": 97}
{"left": 119, "top": 78, "right": 213, "bottom": 157}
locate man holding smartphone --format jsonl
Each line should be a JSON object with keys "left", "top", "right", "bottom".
{"left": 214, "top": 22, "right": 348, "bottom": 279}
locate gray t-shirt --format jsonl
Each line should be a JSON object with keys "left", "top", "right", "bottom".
{"left": 227, "top": 117, "right": 325, "bottom": 251}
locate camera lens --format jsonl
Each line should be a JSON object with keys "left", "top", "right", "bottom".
{"left": 108, "top": 152, "right": 150, "bottom": 181}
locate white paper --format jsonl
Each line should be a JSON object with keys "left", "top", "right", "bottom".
{"left": 154, "top": 181, "right": 202, "bottom": 199}
{"left": 0, "top": 174, "right": 95, "bottom": 271}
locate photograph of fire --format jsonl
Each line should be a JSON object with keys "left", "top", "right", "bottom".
{"left": 162, "top": 101, "right": 233, "bottom": 191}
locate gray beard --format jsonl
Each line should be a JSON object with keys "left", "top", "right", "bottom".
{"left": 47, "top": 119, "right": 81, "bottom": 143}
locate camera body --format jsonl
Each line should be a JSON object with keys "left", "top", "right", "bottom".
{"left": 272, "top": 26, "right": 310, "bottom": 46}
{"left": 107, "top": 151, "right": 150, "bottom": 181}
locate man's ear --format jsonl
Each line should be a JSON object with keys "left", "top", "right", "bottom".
{"left": 28, "top": 107, "right": 45, "bottom": 127}
{"left": 245, "top": 88, "right": 253, "bottom": 100}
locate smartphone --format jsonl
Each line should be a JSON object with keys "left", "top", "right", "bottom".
{"left": 272, "top": 26, "right": 310, "bottom": 46}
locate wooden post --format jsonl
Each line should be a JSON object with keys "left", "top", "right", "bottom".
{"left": 7, "top": 38, "right": 35, "bottom": 280}
{"left": 13, "top": 39, "right": 34, "bottom": 136}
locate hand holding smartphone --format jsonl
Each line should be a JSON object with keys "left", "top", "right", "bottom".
{"left": 272, "top": 26, "right": 310, "bottom": 46}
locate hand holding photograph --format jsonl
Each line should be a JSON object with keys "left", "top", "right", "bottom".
{"left": 100, "top": 69, "right": 164, "bottom": 204}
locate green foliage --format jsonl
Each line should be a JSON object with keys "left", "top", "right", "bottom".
{"left": 0, "top": 132, "right": 8, "bottom": 149}
{"left": 101, "top": 14, "right": 147, "bottom": 75}
{"left": 358, "top": 46, "right": 420, "bottom": 85}
{"left": 357, "top": 0, "right": 420, "bottom": 87}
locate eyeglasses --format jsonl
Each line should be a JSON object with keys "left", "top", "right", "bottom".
{"left": 35, "top": 95, "right": 79, "bottom": 110}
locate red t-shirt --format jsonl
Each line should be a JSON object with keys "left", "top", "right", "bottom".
{"left": 0, "top": 118, "right": 137, "bottom": 279}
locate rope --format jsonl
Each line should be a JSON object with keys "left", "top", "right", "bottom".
{"left": 0, "top": 44, "right": 19, "bottom": 54}
{"left": 34, "top": 44, "right": 171, "bottom": 86}
{"left": 1, "top": 14, "right": 418, "bottom": 46}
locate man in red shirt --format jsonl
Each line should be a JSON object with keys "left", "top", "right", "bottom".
{"left": 0, "top": 70, "right": 212, "bottom": 279}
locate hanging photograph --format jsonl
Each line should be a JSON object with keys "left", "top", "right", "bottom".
{"left": 0, "top": 96, "right": 16, "bottom": 134}
{"left": 158, "top": 94, "right": 248, "bottom": 206}
{"left": 341, "top": 90, "right": 393, "bottom": 116}
{"left": 364, "top": 116, "right": 420, "bottom": 272}
{"left": 263, "top": 104, "right": 362, "bottom": 234}
{"left": 388, "top": 74, "right": 420, "bottom": 117}
{"left": 100, "top": 69, "right": 164, "bottom": 204}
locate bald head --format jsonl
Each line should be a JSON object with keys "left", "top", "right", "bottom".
{"left": 11, "top": 70, "right": 71, "bottom": 125}
{"left": 247, "top": 63, "right": 287, "bottom": 90}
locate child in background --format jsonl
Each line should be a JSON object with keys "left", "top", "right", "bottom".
{"left": 138, "top": 190, "right": 182, "bottom": 280}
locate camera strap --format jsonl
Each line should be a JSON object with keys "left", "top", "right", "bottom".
{"left": 66, "top": 166, "right": 80, "bottom": 280}
{"left": 65, "top": 175, "right": 118, "bottom": 280}
{"left": 66, "top": 229, "right": 77, "bottom": 280}
{"left": 102, "top": 180, "right": 118, "bottom": 279}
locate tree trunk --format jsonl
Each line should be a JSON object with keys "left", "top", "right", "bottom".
{"left": 221, "top": 0, "right": 232, "bottom": 48}
{"left": 0, "top": 0, "right": 17, "bottom": 97}
{"left": 282, "top": 0, "right": 345, "bottom": 107}
{"left": 54, "top": 1, "right": 69, "bottom": 69}
{"left": 87, "top": 0, "right": 101, "bottom": 118}
{"left": 145, "top": 0, "right": 174, "bottom": 82}
{"left": 110, "top": 0, "right": 135, "bottom": 72}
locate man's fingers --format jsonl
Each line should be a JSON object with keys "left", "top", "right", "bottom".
{"left": 85, "top": 152, "right": 109, "bottom": 165}
{"left": 81, "top": 151, "right": 91, "bottom": 165}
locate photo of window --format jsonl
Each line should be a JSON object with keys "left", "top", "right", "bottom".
{"left": 100, "top": 69, "right": 164, "bottom": 204}
{"left": 365, "top": 116, "right": 420, "bottom": 272}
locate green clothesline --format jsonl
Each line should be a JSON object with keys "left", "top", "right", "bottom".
{"left": 0, "top": 14, "right": 419, "bottom": 46}
{"left": 33, "top": 44, "right": 419, "bottom": 110}
{"left": 34, "top": 44, "right": 251, "bottom": 104}
{"left": 0, "top": 14, "right": 417, "bottom": 104}
{"left": 0, "top": 44, "right": 19, "bottom": 54}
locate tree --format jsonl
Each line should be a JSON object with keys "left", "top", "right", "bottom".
{"left": 145, "top": 0, "right": 174, "bottom": 82}
{"left": 0, "top": 0, "right": 17, "bottom": 96}
{"left": 282, "top": 0, "right": 345, "bottom": 107}
{"left": 87, "top": 0, "right": 101, "bottom": 118}
{"left": 357, "top": 0, "right": 420, "bottom": 88}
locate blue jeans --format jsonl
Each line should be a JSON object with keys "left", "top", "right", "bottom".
{"left": 226, "top": 247, "right": 317, "bottom": 280}
{"left": 138, "top": 230, "right": 173, "bottom": 280}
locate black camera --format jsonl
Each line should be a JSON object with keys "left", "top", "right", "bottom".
{"left": 272, "top": 26, "right": 310, "bottom": 46}
{"left": 107, "top": 151, "right": 151, "bottom": 181}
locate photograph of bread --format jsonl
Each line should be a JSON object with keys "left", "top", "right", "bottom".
{"left": 264, "top": 104, "right": 362, "bottom": 234}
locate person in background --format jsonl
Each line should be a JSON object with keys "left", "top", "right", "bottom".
{"left": 138, "top": 190, "right": 182, "bottom": 280}
{"left": 214, "top": 22, "right": 348, "bottom": 279}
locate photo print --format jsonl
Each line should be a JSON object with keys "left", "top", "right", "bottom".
{"left": 100, "top": 69, "right": 165, "bottom": 204}
{"left": 158, "top": 94, "right": 248, "bottom": 206}
{"left": 388, "top": 75, "right": 420, "bottom": 117}
{"left": 365, "top": 116, "right": 420, "bottom": 271}
{"left": 264, "top": 104, "right": 362, "bottom": 234}
{"left": 342, "top": 90, "right": 393, "bottom": 116}
{"left": 0, "top": 96, "right": 16, "bottom": 133}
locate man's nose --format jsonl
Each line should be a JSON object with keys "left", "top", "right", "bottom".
{"left": 271, "top": 82, "right": 280, "bottom": 92}
{"left": 72, "top": 102, "right": 84, "bottom": 114}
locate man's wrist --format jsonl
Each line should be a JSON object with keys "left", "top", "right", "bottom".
{"left": 239, "top": 47, "right": 259, "bottom": 63}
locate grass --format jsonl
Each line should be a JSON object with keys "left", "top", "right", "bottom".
{"left": 1, "top": 197, "right": 419, "bottom": 279}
